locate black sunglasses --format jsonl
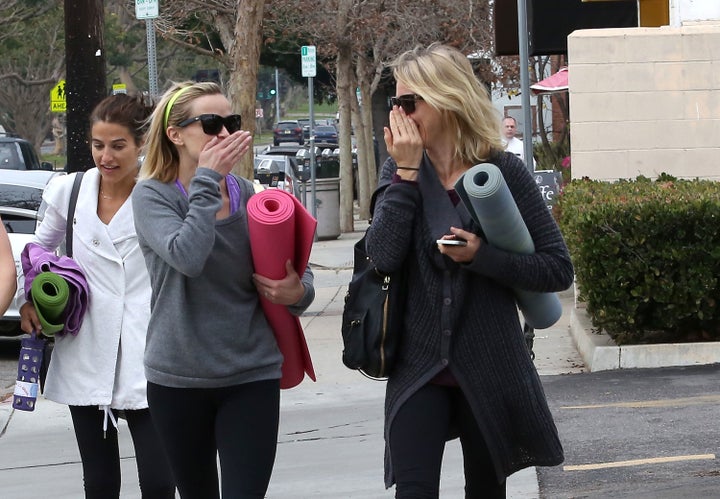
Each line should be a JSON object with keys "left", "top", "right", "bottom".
{"left": 390, "top": 94, "right": 423, "bottom": 114}
{"left": 177, "top": 114, "right": 242, "bottom": 135}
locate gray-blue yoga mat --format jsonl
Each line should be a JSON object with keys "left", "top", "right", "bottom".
{"left": 455, "top": 163, "right": 562, "bottom": 329}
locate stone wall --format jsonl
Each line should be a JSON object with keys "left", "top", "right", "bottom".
{"left": 568, "top": 24, "right": 720, "bottom": 181}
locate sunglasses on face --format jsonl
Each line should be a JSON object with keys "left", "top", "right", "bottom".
{"left": 177, "top": 114, "right": 242, "bottom": 135}
{"left": 390, "top": 94, "right": 423, "bottom": 114}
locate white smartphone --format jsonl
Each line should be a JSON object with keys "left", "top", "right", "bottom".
{"left": 436, "top": 239, "right": 467, "bottom": 246}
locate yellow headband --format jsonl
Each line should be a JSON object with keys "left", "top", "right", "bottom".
{"left": 163, "top": 85, "right": 193, "bottom": 129}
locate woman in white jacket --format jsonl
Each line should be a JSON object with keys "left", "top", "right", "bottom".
{"left": 19, "top": 94, "right": 175, "bottom": 499}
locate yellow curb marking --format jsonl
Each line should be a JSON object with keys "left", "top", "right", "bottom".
{"left": 564, "top": 454, "right": 715, "bottom": 471}
{"left": 561, "top": 394, "right": 720, "bottom": 410}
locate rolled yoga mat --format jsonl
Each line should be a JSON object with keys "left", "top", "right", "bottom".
{"left": 247, "top": 188, "right": 318, "bottom": 389}
{"left": 30, "top": 271, "right": 70, "bottom": 337}
{"left": 455, "top": 163, "right": 562, "bottom": 329}
{"left": 21, "top": 242, "right": 89, "bottom": 336}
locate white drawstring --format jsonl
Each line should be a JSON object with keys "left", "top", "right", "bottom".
{"left": 100, "top": 405, "right": 118, "bottom": 439}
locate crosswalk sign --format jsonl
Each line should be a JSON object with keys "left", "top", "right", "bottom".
{"left": 51, "top": 80, "right": 66, "bottom": 113}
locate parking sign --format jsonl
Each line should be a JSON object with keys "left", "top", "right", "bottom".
{"left": 135, "top": 0, "right": 159, "bottom": 19}
{"left": 301, "top": 46, "right": 316, "bottom": 78}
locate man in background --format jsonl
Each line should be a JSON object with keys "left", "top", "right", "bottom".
{"left": 502, "top": 116, "right": 525, "bottom": 161}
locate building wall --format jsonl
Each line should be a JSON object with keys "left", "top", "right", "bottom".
{"left": 670, "top": 0, "right": 720, "bottom": 27}
{"left": 568, "top": 24, "right": 720, "bottom": 181}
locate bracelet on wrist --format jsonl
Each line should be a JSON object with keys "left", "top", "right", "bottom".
{"left": 396, "top": 166, "right": 420, "bottom": 171}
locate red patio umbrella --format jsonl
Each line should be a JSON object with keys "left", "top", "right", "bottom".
{"left": 530, "top": 67, "right": 568, "bottom": 95}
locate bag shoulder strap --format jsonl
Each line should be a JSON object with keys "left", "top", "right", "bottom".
{"left": 66, "top": 171, "right": 84, "bottom": 258}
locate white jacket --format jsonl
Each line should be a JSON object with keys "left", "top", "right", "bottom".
{"left": 26, "top": 168, "right": 150, "bottom": 409}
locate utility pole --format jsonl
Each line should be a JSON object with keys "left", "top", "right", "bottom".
{"left": 64, "top": 0, "right": 106, "bottom": 173}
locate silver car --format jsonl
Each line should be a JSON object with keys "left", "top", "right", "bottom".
{"left": 253, "top": 153, "right": 302, "bottom": 199}
{"left": 0, "top": 170, "right": 65, "bottom": 336}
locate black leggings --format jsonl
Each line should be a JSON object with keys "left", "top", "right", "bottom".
{"left": 147, "top": 379, "right": 280, "bottom": 499}
{"left": 69, "top": 405, "right": 175, "bottom": 499}
{"left": 389, "top": 383, "right": 507, "bottom": 499}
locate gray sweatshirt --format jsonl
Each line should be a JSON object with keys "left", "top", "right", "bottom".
{"left": 132, "top": 168, "right": 314, "bottom": 388}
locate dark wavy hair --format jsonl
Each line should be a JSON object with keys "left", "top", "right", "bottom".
{"left": 89, "top": 93, "right": 155, "bottom": 146}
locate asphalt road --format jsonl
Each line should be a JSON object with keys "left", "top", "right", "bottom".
{"left": 538, "top": 364, "right": 720, "bottom": 498}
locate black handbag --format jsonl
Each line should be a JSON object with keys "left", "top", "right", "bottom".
{"left": 341, "top": 233, "right": 405, "bottom": 379}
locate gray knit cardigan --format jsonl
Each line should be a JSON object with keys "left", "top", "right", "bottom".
{"left": 365, "top": 151, "right": 574, "bottom": 488}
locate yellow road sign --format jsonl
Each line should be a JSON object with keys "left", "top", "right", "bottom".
{"left": 51, "top": 79, "right": 66, "bottom": 113}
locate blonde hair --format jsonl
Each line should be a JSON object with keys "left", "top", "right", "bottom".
{"left": 390, "top": 43, "right": 503, "bottom": 164}
{"left": 140, "top": 81, "right": 223, "bottom": 182}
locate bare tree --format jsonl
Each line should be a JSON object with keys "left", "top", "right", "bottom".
{"left": 0, "top": 1, "right": 59, "bottom": 44}
{"left": 264, "top": 0, "right": 495, "bottom": 228}
{"left": 0, "top": 1, "right": 65, "bottom": 151}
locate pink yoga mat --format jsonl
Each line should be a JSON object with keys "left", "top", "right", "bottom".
{"left": 247, "top": 189, "right": 317, "bottom": 389}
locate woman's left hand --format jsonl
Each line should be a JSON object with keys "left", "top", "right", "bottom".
{"left": 437, "top": 227, "right": 482, "bottom": 263}
{"left": 253, "top": 260, "right": 305, "bottom": 305}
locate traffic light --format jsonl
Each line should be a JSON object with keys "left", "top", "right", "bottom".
{"left": 269, "top": 89, "right": 276, "bottom": 96}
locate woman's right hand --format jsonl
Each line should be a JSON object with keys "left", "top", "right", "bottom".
{"left": 19, "top": 301, "right": 43, "bottom": 335}
{"left": 198, "top": 130, "right": 253, "bottom": 177}
{"left": 383, "top": 106, "right": 423, "bottom": 177}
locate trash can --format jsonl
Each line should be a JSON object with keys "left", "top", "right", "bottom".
{"left": 315, "top": 177, "right": 341, "bottom": 240}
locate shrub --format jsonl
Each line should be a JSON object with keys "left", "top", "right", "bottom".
{"left": 558, "top": 175, "right": 720, "bottom": 344}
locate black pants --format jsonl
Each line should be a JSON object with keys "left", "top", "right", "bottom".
{"left": 389, "top": 383, "right": 507, "bottom": 499}
{"left": 147, "top": 379, "right": 280, "bottom": 499}
{"left": 69, "top": 405, "right": 175, "bottom": 499}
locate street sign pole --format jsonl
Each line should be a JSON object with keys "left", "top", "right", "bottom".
{"left": 517, "top": 0, "right": 534, "bottom": 173}
{"left": 275, "top": 67, "right": 281, "bottom": 122}
{"left": 136, "top": 0, "right": 159, "bottom": 97}
{"left": 146, "top": 19, "right": 158, "bottom": 97}
{"left": 301, "top": 46, "right": 317, "bottom": 221}
{"left": 309, "top": 78, "right": 316, "bottom": 219}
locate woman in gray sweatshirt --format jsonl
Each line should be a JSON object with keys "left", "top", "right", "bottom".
{"left": 132, "top": 81, "right": 315, "bottom": 499}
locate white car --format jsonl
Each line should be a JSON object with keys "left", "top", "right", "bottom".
{"left": 0, "top": 170, "right": 65, "bottom": 336}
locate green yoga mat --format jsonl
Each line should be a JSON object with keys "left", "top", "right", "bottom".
{"left": 30, "top": 272, "right": 70, "bottom": 337}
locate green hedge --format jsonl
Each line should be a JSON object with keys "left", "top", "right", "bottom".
{"left": 558, "top": 175, "right": 720, "bottom": 345}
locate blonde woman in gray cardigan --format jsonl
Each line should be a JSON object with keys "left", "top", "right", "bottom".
{"left": 368, "top": 43, "right": 574, "bottom": 498}
{"left": 133, "top": 81, "right": 315, "bottom": 499}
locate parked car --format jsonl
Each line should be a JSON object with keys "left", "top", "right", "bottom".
{"left": 253, "top": 154, "right": 302, "bottom": 199}
{"left": 259, "top": 144, "right": 304, "bottom": 157}
{"left": 0, "top": 135, "right": 54, "bottom": 171}
{"left": 272, "top": 120, "right": 304, "bottom": 146}
{"left": 298, "top": 118, "right": 322, "bottom": 141}
{"left": 313, "top": 125, "right": 338, "bottom": 145}
{"left": 0, "top": 170, "right": 66, "bottom": 336}
{"left": 257, "top": 144, "right": 307, "bottom": 181}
